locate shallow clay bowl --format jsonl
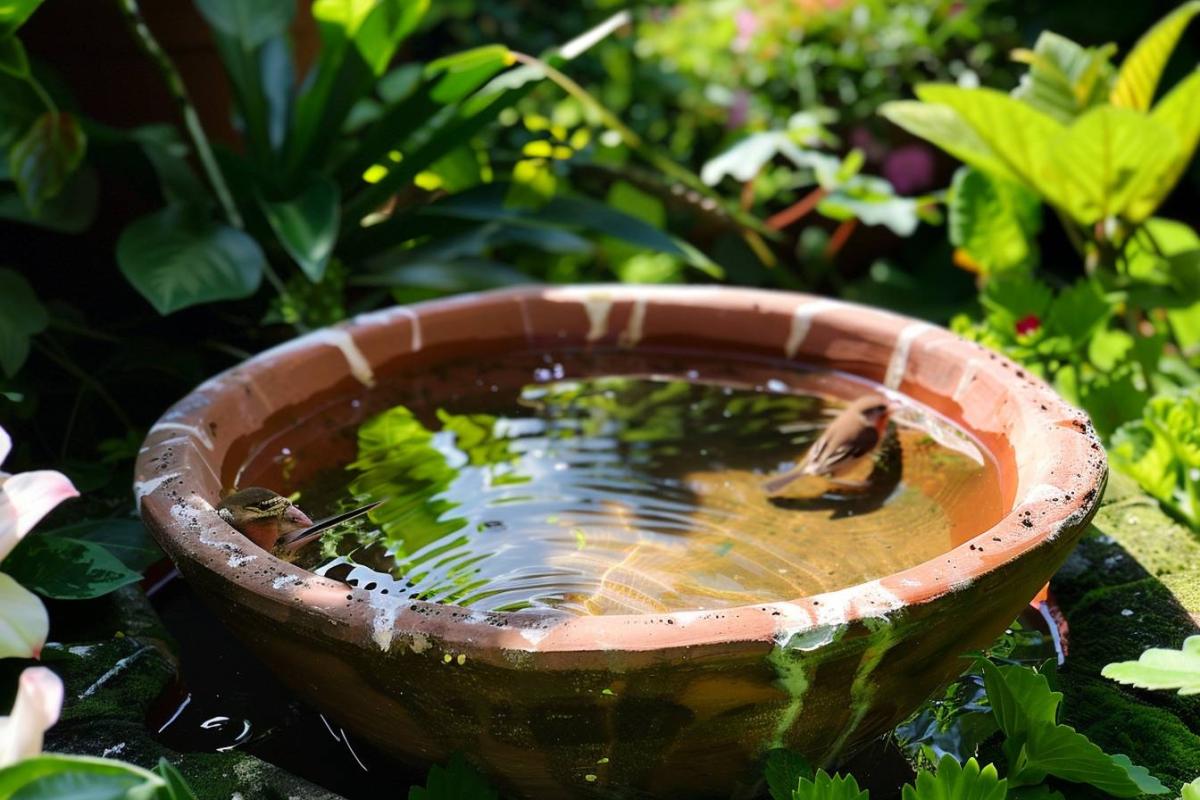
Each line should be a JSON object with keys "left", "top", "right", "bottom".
{"left": 135, "top": 286, "right": 1106, "bottom": 799}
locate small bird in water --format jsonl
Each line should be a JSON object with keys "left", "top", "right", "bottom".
{"left": 764, "top": 393, "right": 892, "bottom": 494}
{"left": 217, "top": 487, "right": 380, "bottom": 553}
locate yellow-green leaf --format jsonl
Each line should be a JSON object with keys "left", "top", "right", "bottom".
{"left": 1141, "top": 69, "right": 1200, "bottom": 218}
{"left": 1048, "top": 105, "right": 1177, "bottom": 224}
{"left": 1111, "top": 0, "right": 1200, "bottom": 110}
{"left": 879, "top": 99, "right": 1020, "bottom": 184}
{"left": 913, "top": 85, "right": 1064, "bottom": 189}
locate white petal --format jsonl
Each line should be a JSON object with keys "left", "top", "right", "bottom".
{"left": 0, "top": 573, "right": 49, "bottom": 660}
{"left": 0, "top": 470, "right": 78, "bottom": 563}
{"left": 0, "top": 426, "right": 9, "bottom": 469}
{"left": 0, "top": 666, "right": 63, "bottom": 768}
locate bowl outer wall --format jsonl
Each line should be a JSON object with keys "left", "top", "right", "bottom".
{"left": 134, "top": 285, "right": 1106, "bottom": 797}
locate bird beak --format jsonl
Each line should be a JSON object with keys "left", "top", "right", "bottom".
{"left": 283, "top": 504, "right": 314, "bottom": 529}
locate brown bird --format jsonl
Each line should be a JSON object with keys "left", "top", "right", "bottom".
{"left": 217, "top": 487, "right": 382, "bottom": 553}
{"left": 763, "top": 393, "right": 892, "bottom": 494}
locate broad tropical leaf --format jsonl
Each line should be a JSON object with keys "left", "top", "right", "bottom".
{"left": 1143, "top": 69, "right": 1200, "bottom": 219}
{"left": 1012, "top": 32, "right": 1115, "bottom": 122}
{"left": 0, "top": 756, "right": 163, "bottom": 796}
{"left": 949, "top": 167, "right": 1041, "bottom": 274}
{"left": 0, "top": 268, "right": 47, "bottom": 377}
{"left": 1048, "top": 105, "right": 1177, "bottom": 224}
{"left": 880, "top": 100, "right": 1020, "bottom": 184}
{"left": 1111, "top": 1, "right": 1200, "bottom": 110}
{"left": 117, "top": 207, "right": 266, "bottom": 314}
{"left": 1102, "top": 636, "right": 1200, "bottom": 695}
{"left": 3, "top": 535, "right": 142, "bottom": 599}
{"left": 261, "top": 177, "right": 340, "bottom": 282}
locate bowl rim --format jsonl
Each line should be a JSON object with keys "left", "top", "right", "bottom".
{"left": 135, "top": 285, "right": 1106, "bottom": 658}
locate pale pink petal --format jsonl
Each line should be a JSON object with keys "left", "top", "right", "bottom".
{"left": 0, "top": 666, "right": 63, "bottom": 767}
{"left": 0, "top": 573, "right": 49, "bottom": 660}
{"left": 0, "top": 470, "right": 78, "bottom": 563}
{"left": 0, "top": 426, "right": 10, "bottom": 469}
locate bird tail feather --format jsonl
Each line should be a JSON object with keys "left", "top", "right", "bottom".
{"left": 763, "top": 466, "right": 809, "bottom": 495}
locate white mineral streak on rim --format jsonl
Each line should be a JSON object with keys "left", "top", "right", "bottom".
{"left": 785, "top": 298, "right": 841, "bottom": 359}
{"left": 884, "top": 321, "right": 935, "bottom": 390}
{"left": 354, "top": 306, "right": 423, "bottom": 352}
{"left": 620, "top": 297, "right": 648, "bottom": 347}
{"left": 133, "top": 473, "right": 179, "bottom": 507}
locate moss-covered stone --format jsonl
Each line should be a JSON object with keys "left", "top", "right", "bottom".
{"left": 1050, "top": 472, "right": 1200, "bottom": 789}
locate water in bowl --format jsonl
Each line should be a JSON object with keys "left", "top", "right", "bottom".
{"left": 289, "top": 350, "right": 1004, "bottom": 616}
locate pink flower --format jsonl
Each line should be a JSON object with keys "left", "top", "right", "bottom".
{"left": 0, "top": 667, "right": 63, "bottom": 767}
{"left": 1016, "top": 314, "right": 1042, "bottom": 335}
{"left": 733, "top": 9, "right": 760, "bottom": 53}
{"left": 882, "top": 144, "right": 936, "bottom": 195}
{"left": 0, "top": 425, "right": 78, "bottom": 659}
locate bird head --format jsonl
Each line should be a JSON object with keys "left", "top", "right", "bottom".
{"left": 216, "top": 487, "right": 314, "bottom": 551}
{"left": 852, "top": 394, "right": 892, "bottom": 434}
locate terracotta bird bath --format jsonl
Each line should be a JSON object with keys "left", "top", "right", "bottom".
{"left": 135, "top": 286, "right": 1106, "bottom": 798}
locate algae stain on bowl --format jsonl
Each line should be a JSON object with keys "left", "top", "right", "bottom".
{"left": 278, "top": 349, "right": 1005, "bottom": 616}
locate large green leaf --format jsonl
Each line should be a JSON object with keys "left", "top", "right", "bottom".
{"left": 880, "top": 100, "right": 1021, "bottom": 184}
{"left": 1048, "top": 105, "right": 1177, "bottom": 224}
{"left": 41, "top": 519, "right": 162, "bottom": 573}
{"left": 408, "top": 754, "right": 497, "bottom": 800}
{"left": 1102, "top": 635, "right": 1200, "bottom": 695}
{"left": 154, "top": 759, "right": 199, "bottom": 800}
{"left": 900, "top": 756, "right": 1006, "bottom": 800}
{"left": 0, "top": 34, "right": 29, "bottom": 78}
{"left": 0, "top": 167, "right": 97, "bottom": 233}
{"left": 765, "top": 749, "right": 813, "bottom": 800}
{"left": 1111, "top": 1, "right": 1200, "bottom": 110}
{"left": 261, "top": 177, "right": 339, "bottom": 282}
{"left": 9, "top": 771, "right": 144, "bottom": 800}
{"left": 0, "top": 267, "right": 47, "bottom": 376}
{"left": 792, "top": 771, "right": 868, "bottom": 800}
{"left": 949, "top": 167, "right": 1041, "bottom": 274}
{"left": 1183, "top": 777, "right": 1200, "bottom": 800}
{"left": 117, "top": 207, "right": 266, "bottom": 315}
{"left": 1012, "top": 31, "right": 1115, "bottom": 123}
{"left": 913, "top": 84, "right": 1064, "bottom": 188}
{"left": 1045, "top": 279, "right": 1113, "bottom": 347}
{"left": 9, "top": 111, "right": 87, "bottom": 213}
{"left": 0, "top": 756, "right": 162, "bottom": 798}
{"left": 285, "top": 0, "right": 428, "bottom": 177}
{"left": 194, "top": 0, "right": 293, "bottom": 48}
{"left": 1145, "top": 69, "right": 1200, "bottom": 218}
{"left": 0, "top": 0, "right": 42, "bottom": 36}
{"left": 131, "top": 126, "right": 210, "bottom": 209}
{"left": 3, "top": 534, "right": 142, "bottom": 599}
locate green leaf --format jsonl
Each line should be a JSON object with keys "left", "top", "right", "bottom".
{"left": 9, "top": 111, "right": 87, "bottom": 213}
{"left": 42, "top": 520, "right": 161, "bottom": 573}
{"left": 819, "top": 175, "right": 921, "bottom": 236}
{"left": 765, "top": 749, "right": 814, "bottom": 800}
{"left": 979, "top": 660, "right": 1061, "bottom": 735}
{"left": 261, "top": 177, "right": 340, "bottom": 282}
{"left": 1012, "top": 32, "right": 1115, "bottom": 123}
{"left": 900, "top": 756, "right": 1006, "bottom": 800}
{"left": 949, "top": 167, "right": 1041, "bottom": 275}
{"left": 0, "top": 267, "right": 47, "bottom": 377}
{"left": 1046, "top": 279, "right": 1113, "bottom": 346}
{"left": 880, "top": 100, "right": 1020, "bottom": 184}
{"left": 0, "top": 167, "right": 98, "bottom": 233}
{"left": 1111, "top": 1, "right": 1200, "bottom": 110}
{"left": 913, "top": 84, "right": 1064, "bottom": 188}
{"left": 3, "top": 534, "right": 142, "bottom": 599}
{"left": 1048, "top": 105, "right": 1178, "bottom": 224}
{"left": 117, "top": 207, "right": 266, "bottom": 315}
{"left": 0, "top": 0, "right": 42, "bottom": 36}
{"left": 1101, "top": 635, "right": 1200, "bottom": 695}
{"left": 194, "top": 0, "right": 294, "bottom": 48}
{"left": 792, "top": 771, "right": 868, "bottom": 800}
{"left": 1145, "top": 69, "right": 1200, "bottom": 217}
{"left": 1182, "top": 776, "right": 1200, "bottom": 800}
{"left": 0, "top": 756, "right": 162, "bottom": 798}
{"left": 312, "top": 0, "right": 426, "bottom": 75}
{"left": 0, "top": 34, "right": 29, "bottom": 77}
{"left": 408, "top": 754, "right": 498, "bottom": 800}
{"left": 427, "top": 45, "right": 512, "bottom": 103}
{"left": 154, "top": 759, "right": 198, "bottom": 800}
{"left": 504, "top": 158, "right": 557, "bottom": 209}
{"left": 1088, "top": 328, "right": 1135, "bottom": 371}
{"left": 131, "top": 126, "right": 210, "bottom": 209}
{"left": 1019, "top": 724, "right": 1169, "bottom": 796}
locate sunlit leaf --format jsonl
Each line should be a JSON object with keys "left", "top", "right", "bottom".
{"left": 1045, "top": 279, "right": 1113, "bottom": 347}
{"left": 949, "top": 167, "right": 1041, "bottom": 274}
{"left": 1111, "top": 1, "right": 1200, "bottom": 110}
{"left": 0, "top": 268, "right": 46, "bottom": 377}
{"left": 9, "top": 112, "right": 86, "bottom": 213}
{"left": 1102, "top": 636, "right": 1200, "bottom": 696}
{"left": 117, "top": 207, "right": 266, "bottom": 314}
{"left": 1144, "top": 69, "right": 1200, "bottom": 218}
{"left": 1048, "top": 105, "right": 1177, "bottom": 224}
{"left": 0, "top": 756, "right": 163, "bottom": 796}
{"left": 0, "top": 0, "right": 42, "bottom": 36}
{"left": 1182, "top": 776, "right": 1200, "bottom": 800}
{"left": 1012, "top": 31, "right": 1115, "bottom": 122}
{"left": 261, "top": 177, "right": 340, "bottom": 282}
{"left": 900, "top": 756, "right": 1006, "bottom": 800}
{"left": 792, "top": 770, "right": 868, "bottom": 800}
{"left": 880, "top": 100, "right": 1020, "bottom": 184}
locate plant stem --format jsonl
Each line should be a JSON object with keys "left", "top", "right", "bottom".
{"left": 115, "top": 0, "right": 244, "bottom": 230}
{"left": 25, "top": 74, "right": 58, "bottom": 115}
{"left": 765, "top": 187, "right": 827, "bottom": 230}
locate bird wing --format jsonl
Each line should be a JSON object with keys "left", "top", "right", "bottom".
{"left": 805, "top": 425, "right": 880, "bottom": 474}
